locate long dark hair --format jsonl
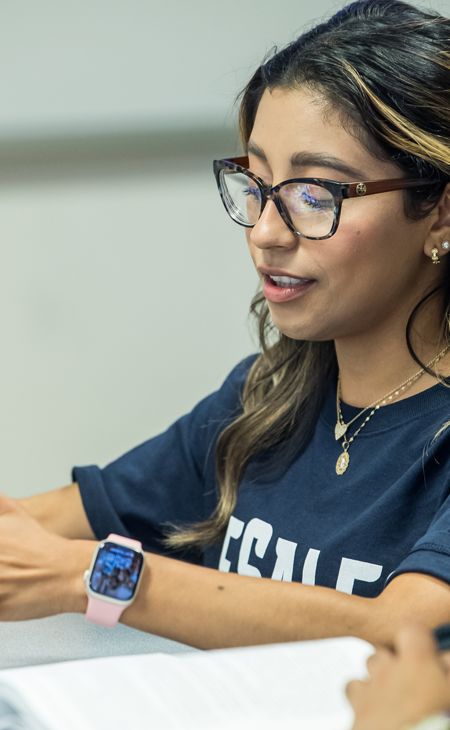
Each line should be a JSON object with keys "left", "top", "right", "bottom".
{"left": 167, "top": 0, "right": 450, "bottom": 550}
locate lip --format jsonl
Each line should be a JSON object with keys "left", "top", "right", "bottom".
{"left": 258, "top": 267, "right": 316, "bottom": 304}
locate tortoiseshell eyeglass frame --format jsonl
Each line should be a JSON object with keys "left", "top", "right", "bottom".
{"left": 213, "top": 156, "right": 440, "bottom": 240}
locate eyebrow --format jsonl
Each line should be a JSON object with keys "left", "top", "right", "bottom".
{"left": 246, "top": 141, "right": 366, "bottom": 180}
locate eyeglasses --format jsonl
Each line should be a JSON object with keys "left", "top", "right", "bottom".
{"left": 213, "top": 156, "right": 440, "bottom": 240}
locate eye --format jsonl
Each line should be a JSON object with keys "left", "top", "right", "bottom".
{"left": 243, "top": 186, "right": 262, "bottom": 202}
{"left": 299, "top": 191, "right": 322, "bottom": 209}
{"left": 282, "top": 184, "right": 335, "bottom": 213}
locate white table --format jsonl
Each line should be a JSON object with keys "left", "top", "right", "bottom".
{"left": 0, "top": 613, "right": 196, "bottom": 669}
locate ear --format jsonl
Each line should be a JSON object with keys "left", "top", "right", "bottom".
{"left": 424, "top": 182, "right": 450, "bottom": 260}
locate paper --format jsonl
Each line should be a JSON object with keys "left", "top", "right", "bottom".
{"left": 0, "top": 636, "right": 374, "bottom": 730}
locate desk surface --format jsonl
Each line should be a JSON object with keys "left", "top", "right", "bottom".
{"left": 0, "top": 614, "right": 196, "bottom": 670}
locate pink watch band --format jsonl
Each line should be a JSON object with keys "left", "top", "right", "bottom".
{"left": 85, "top": 595, "right": 124, "bottom": 628}
{"left": 105, "top": 534, "right": 142, "bottom": 550}
{"left": 85, "top": 533, "right": 143, "bottom": 628}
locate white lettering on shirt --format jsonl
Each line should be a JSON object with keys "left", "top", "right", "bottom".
{"left": 218, "top": 517, "right": 384, "bottom": 594}
{"left": 302, "top": 548, "right": 321, "bottom": 586}
{"left": 238, "top": 518, "right": 273, "bottom": 577}
{"left": 218, "top": 515, "right": 245, "bottom": 572}
{"left": 336, "top": 557, "right": 383, "bottom": 594}
{"left": 271, "top": 538, "right": 297, "bottom": 582}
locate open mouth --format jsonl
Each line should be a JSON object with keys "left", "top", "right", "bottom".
{"left": 269, "top": 275, "right": 311, "bottom": 287}
{"left": 263, "top": 274, "right": 315, "bottom": 303}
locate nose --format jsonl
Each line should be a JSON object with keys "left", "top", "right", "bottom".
{"left": 248, "top": 198, "right": 299, "bottom": 251}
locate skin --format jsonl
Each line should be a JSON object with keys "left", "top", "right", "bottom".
{"left": 347, "top": 623, "right": 450, "bottom": 730}
{"left": 246, "top": 87, "right": 450, "bottom": 406}
{"left": 1, "top": 86, "right": 450, "bottom": 649}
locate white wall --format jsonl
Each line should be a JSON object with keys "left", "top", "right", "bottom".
{"left": 0, "top": 0, "right": 342, "bottom": 136}
{"left": 0, "top": 166, "right": 257, "bottom": 496}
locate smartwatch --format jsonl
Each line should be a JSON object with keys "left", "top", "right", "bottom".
{"left": 84, "top": 533, "right": 145, "bottom": 628}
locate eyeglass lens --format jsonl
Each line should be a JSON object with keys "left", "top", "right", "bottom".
{"left": 219, "top": 168, "right": 336, "bottom": 238}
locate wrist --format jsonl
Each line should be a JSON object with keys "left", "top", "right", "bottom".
{"left": 58, "top": 539, "right": 95, "bottom": 614}
{"left": 83, "top": 535, "right": 145, "bottom": 627}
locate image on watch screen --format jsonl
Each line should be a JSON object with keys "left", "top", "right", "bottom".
{"left": 90, "top": 542, "right": 143, "bottom": 601}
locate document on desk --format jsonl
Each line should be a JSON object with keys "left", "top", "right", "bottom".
{"left": 0, "top": 636, "right": 373, "bottom": 730}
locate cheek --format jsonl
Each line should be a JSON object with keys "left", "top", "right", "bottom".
{"left": 325, "top": 196, "right": 409, "bottom": 280}
{"left": 310, "top": 204, "right": 424, "bottom": 329}
{"left": 338, "top": 193, "right": 406, "bottom": 250}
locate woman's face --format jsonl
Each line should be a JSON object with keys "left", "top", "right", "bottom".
{"left": 246, "top": 87, "right": 441, "bottom": 342}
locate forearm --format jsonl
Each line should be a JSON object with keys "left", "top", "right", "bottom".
{"left": 121, "top": 553, "right": 374, "bottom": 649}
{"left": 61, "top": 545, "right": 450, "bottom": 650}
{"left": 7, "top": 489, "right": 450, "bottom": 649}
{"left": 9, "top": 491, "right": 375, "bottom": 645}
{"left": 20, "top": 483, "right": 95, "bottom": 539}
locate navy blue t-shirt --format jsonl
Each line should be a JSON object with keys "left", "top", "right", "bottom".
{"left": 74, "top": 355, "right": 450, "bottom": 598}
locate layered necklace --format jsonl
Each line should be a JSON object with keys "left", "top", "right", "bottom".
{"left": 335, "top": 345, "right": 450, "bottom": 476}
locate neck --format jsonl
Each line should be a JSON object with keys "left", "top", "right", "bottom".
{"left": 335, "top": 298, "right": 448, "bottom": 408}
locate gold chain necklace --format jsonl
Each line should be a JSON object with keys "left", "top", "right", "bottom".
{"left": 335, "top": 363, "right": 434, "bottom": 441}
{"left": 335, "top": 345, "right": 450, "bottom": 476}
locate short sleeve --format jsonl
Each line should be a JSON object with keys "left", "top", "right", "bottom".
{"left": 387, "top": 481, "right": 450, "bottom": 587}
{"left": 73, "top": 355, "right": 257, "bottom": 563}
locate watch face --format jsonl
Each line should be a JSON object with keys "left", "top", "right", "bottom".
{"left": 89, "top": 542, "right": 144, "bottom": 601}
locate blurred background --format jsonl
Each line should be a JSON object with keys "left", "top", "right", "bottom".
{"left": 0, "top": 0, "right": 446, "bottom": 497}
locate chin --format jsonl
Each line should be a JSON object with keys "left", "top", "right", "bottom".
{"left": 269, "top": 311, "right": 336, "bottom": 342}
{"left": 270, "top": 318, "right": 320, "bottom": 342}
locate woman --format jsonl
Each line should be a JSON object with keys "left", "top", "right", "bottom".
{"left": 2, "top": 0, "right": 450, "bottom": 648}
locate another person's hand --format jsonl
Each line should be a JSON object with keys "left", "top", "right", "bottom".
{"left": 347, "top": 623, "right": 450, "bottom": 730}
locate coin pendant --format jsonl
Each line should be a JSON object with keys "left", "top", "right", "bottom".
{"left": 336, "top": 451, "right": 350, "bottom": 475}
{"left": 335, "top": 423, "right": 347, "bottom": 440}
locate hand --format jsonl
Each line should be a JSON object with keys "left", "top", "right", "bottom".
{"left": 0, "top": 493, "right": 92, "bottom": 620}
{"left": 346, "top": 622, "right": 450, "bottom": 730}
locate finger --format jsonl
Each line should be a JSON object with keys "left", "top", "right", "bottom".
{"left": 395, "top": 621, "right": 438, "bottom": 661}
{"left": 366, "top": 648, "right": 391, "bottom": 677}
{"left": 346, "top": 679, "right": 365, "bottom": 706}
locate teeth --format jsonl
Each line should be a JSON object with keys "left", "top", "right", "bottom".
{"left": 270, "top": 275, "right": 304, "bottom": 287}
